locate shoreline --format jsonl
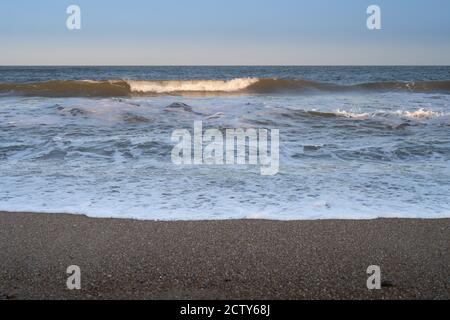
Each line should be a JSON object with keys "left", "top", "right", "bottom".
{"left": 1, "top": 211, "right": 449, "bottom": 300}
{"left": 2, "top": 210, "right": 448, "bottom": 222}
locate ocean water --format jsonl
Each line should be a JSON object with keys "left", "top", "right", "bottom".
{"left": 0, "top": 66, "right": 449, "bottom": 220}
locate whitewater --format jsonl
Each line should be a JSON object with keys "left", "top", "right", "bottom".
{"left": 0, "top": 66, "right": 449, "bottom": 220}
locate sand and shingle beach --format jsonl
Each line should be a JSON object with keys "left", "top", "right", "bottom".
{"left": 1, "top": 212, "right": 449, "bottom": 300}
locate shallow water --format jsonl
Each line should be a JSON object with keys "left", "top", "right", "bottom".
{"left": 0, "top": 67, "right": 449, "bottom": 220}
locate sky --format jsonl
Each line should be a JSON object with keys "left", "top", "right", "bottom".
{"left": 1, "top": 0, "right": 450, "bottom": 65}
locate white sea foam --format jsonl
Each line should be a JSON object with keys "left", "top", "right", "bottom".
{"left": 333, "top": 108, "right": 449, "bottom": 121}
{"left": 334, "top": 109, "right": 371, "bottom": 119}
{"left": 1, "top": 93, "right": 450, "bottom": 221}
{"left": 395, "top": 108, "right": 447, "bottom": 119}
{"left": 126, "top": 78, "right": 259, "bottom": 93}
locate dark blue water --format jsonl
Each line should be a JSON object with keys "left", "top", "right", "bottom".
{"left": 1, "top": 66, "right": 450, "bottom": 84}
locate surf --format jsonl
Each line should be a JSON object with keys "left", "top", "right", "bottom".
{"left": 1, "top": 78, "right": 450, "bottom": 97}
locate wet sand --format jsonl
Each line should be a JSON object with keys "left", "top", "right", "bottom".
{"left": 0, "top": 212, "right": 449, "bottom": 300}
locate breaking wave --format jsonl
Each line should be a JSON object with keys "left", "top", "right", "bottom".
{"left": 277, "top": 108, "right": 450, "bottom": 123}
{"left": 127, "top": 78, "right": 259, "bottom": 93}
{"left": 1, "top": 78, "right": 450, "bottom": 97}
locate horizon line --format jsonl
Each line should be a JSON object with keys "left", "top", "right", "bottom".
{"left": 1, "top": 65, "right": 450, "bottom": 67}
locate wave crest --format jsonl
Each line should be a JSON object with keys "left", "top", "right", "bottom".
{"left": 127, "top": 78, "right": 259, "bottom": 93}
{"left": 1, "top": 78, "right": 450, "bottom": 97}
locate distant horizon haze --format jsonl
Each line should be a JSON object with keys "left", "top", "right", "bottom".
{"left": 1, "top": 0, "right": 450, "bottom": 65}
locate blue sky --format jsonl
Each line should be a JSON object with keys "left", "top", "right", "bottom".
{"left": 1, "top": 0, "right": 450, "bottom": 65}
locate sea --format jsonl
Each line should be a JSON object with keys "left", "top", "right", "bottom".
{"left": 0, "top": 66, "right": 449, "bottom": 220}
